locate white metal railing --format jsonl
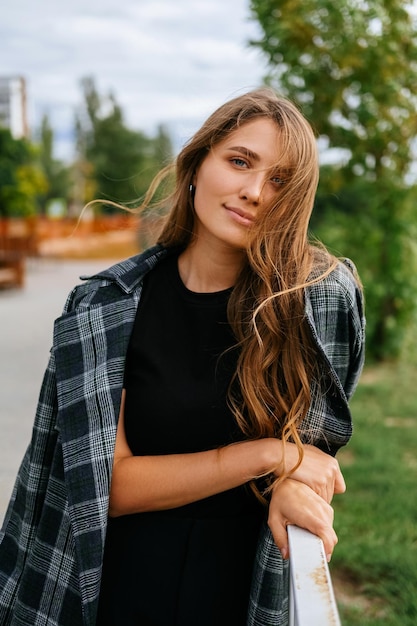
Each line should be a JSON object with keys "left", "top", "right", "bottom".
{"left": 288, "top": 525, "right": 341, "bottom": 626}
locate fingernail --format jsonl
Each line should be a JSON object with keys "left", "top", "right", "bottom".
{"left": 281, "top": 547, "right": 289, "bottom": 560}
{"left": 327, "top": 554, "right": 332, "bottom": 563}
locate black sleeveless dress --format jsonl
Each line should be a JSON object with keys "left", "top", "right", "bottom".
{"left": 97, "top": 253, "right": 264, "bottom": 626}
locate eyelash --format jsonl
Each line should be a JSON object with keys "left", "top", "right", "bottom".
{"left": 231, "top": 157, "right": 248, "bottom": 168}
{"left": 230, "top": 158, "right": 285, "bottom": 186}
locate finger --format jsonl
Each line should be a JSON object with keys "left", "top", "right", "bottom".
{"left": 315, "top": 483, "right": 333, "bottom": 505}
{"left": 267, "top": 516, "right": 289, "bottom": 560}
{"left": 311, "top": 506, "right": 337, "bottom": 559}
{"left": 334, "top": 472, "right": 346, "bottom": 494}
{"left": 327, "top": 481, "right": 335, "bottom": 504}
{"left": 280, "top": 545, "right": 289, "bottom": 560}
{"left": 320, "top": 526, "right": 338, "bottom": 562}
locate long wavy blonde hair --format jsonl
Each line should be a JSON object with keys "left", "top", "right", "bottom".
{"left": 144, "top": 88, "right": 337, "bottom": 490}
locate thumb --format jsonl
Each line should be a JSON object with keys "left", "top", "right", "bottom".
{"left": 334, "top": 472, "right": 346, "bottom": 495}
{"left": 268, "top": 519, "right": 289, "bottom": 560}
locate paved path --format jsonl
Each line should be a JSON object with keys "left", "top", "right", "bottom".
{"left": 0, "top": 257, "right": 114, "bottom": 523}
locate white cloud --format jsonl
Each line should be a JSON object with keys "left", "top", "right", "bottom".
{"left": 2, "top": 0, "right": 266, "bottom": 160}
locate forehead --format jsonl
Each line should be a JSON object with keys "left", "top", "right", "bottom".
{"left": 216, "top": 118, "right": 283, "bottom": 164}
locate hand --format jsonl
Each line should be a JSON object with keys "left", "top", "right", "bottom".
{"left": 277, "top": 442, "right": 346, "bottom": 504}
{"left": 268, "top": 478, "right": 338, "bottom": 561}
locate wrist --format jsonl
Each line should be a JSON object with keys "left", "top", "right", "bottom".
{"left": 260, "top": 438, "right": 285, "bottom": 475}
{"left": 267, "top": 439, "right": 299, "bottom": 478}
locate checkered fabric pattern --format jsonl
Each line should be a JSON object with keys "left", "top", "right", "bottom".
{"left": 0, "top": 245, "right": 365, "bottom": 626}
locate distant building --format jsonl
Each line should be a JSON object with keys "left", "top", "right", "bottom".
{"left": 0, "top": 76, "right": 29, "bottom": 139}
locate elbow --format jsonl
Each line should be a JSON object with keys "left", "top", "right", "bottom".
{"left": 107, "top": 457, "right": 134, "bottom": 517}
{"left": 107, "top": 480, "right": 151, "bottom": 518}
{"left": 107, "top": 491, "right": 125, "bottom": 518}
{"left": 107, "top": 480, "right": 139, "bottom": 518}
{"left": 107, "top": 468, "right": 131, "bottom": 518}
{"left": 107, "top": 494, "right": 123, "bottom": 518}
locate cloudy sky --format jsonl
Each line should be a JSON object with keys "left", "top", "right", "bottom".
{"left": 2, "top": 0, "right": 268, "bottom": 160}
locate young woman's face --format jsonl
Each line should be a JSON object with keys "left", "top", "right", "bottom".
{"left": 192, "top": 118, "right": 284, "bottom": 252}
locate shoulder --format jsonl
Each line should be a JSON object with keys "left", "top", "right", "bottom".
{"left": 304, "top": 256, "right": 366, "bottom": 392}
{"left": 306, "top": 257, "right": 363, "bottom": 316}
{"left": 305, "top": 258, "right": 365, "bottom": 399}
{"left": 61, "top": 245, "right": 169, "bottom": 313}
{"left": 305, "top": 257, "right": 365, "bottom": 354}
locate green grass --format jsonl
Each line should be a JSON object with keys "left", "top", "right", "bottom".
{"left": 331, "top": 363, "right": 417, "bottom": 625}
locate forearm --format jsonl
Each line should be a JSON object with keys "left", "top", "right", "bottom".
{"left": 108, "top": 390, "right": 344, "bottom": 517}
{"left": 109, "top": 438, "right": 277, "bottom": 517}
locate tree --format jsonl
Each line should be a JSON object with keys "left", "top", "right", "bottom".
{"left": 75, "top": 77, "right": 173, "bottom": 213}
{"left": 312, "top": 174, "right": 417, "bottom": 360}
{"left": 153, "top": 124, "right": 174, "bottom": 169}
{"left": 37, "top": 114, "right": 71, "bottom": 214}
{"left": 0, "top": 129, "right": 47, "bottom": 217}
{"left": 249, "top": 0, "right": 417, "bottom": 360}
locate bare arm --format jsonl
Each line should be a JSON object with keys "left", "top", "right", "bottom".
{"left": 109, "top": 391, "right": 276, "bottom": 516}
{"left": 109, "top": 390, "right": 345, "bottom": 517}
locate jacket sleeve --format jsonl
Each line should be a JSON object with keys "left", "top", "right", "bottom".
{"left": 338, "top": 258, "right": 366, "bottom": 400}
{"left": 247, "top": 260, "right": 366, "bottom": 626}
{"left": 0, "top": 269, "right": 141, "bottom": 625}
{"left": 306, "top": 258, "right": 365, "bottom": 401}
{"left": 0, "top": 286, "right": 81, "bottom": 622}
{"left": 299, "top": 258, "right": 366, "bottom": 453}
{"left": 0, "top": 352, "right": 60, "bottom": 619}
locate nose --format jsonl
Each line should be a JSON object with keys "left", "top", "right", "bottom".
{"left": 239, "top": 172, "right": 265, "bottom": 205}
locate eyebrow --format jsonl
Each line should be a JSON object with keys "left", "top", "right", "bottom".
{"left": 226, "top": 146, "right": 261, "bottom": 161}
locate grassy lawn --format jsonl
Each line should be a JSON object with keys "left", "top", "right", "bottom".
{"left": 331, "top": 362, "right": 417, "bottom": 625}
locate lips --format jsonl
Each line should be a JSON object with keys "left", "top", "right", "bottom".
{"left": 225, "top": 205, "right": 255, "bottom": 226}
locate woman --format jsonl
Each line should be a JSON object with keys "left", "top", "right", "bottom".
{"left": 0, "top": 88, "right": 365, "bottom": 626}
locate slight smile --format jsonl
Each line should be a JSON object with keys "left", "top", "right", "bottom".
{"left": 224, "top": 205, "right": 255, "bottom": 227}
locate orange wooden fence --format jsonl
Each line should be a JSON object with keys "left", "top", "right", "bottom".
{"left": 0, "top": 216, "right": 143, "bottom": 289}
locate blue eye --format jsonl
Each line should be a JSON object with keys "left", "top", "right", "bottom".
{"left": 271, "top": 175, "right": 285, "bottom": 186}
{"left": 231, "top": 157, "right": 248, "bottom": 168}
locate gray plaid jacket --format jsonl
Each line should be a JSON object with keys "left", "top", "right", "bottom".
{"left": 0, "top": 245, "right": 365, "bottom": 626}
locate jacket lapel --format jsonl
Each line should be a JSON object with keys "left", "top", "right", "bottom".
{"left": 52, "top": 246, "right": 169, "bottom": 621}
{"left": 54, "top": 291, "right": 138, "bottom": 621}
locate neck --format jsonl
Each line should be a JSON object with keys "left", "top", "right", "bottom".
{"left": 178, "top": 241, "right": 245, "bottom": 293}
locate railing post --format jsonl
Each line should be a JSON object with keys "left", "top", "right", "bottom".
{"left": 287, "top": 525, "right": 341, "bottom": 626}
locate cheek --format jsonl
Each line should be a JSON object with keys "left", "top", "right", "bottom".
{"left": 261, "top": 188, "right": 281, "bottom": 213}
{"left": 194, "top": 157, "right": 228, "bottom": 197}
{"left": 192, "top": 186, "right": 209, "bottom": 222}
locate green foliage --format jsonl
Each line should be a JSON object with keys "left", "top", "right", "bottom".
{"left": 332, "top": 363, "right": 417, "bottom": 624}
{"left": 250, "top": 0, "right": 417, "bottom": 181}
{"left": 36, "top": 114, "right": 71, "bottom": 214}
{"left": 0, "top": 129, "right": 47, "bottom": 217}
{"left": 249, "top": 0, "right": 417, "bottom": 360}
{"left": 312, "top": 175, "right": 417, "bottom": 360}
{"left": 75, "top": 77, "right": 173, "bottom": 213}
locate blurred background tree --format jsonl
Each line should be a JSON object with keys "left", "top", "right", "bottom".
{"left": 250, "top": 0, "right": 417, "bottom": 360}
{"left": 0, "top": 128, "right": 47, "bottom": 218}
{"left": 36, "top": 114, "right": 72, "bottom": 215}
{"left": 75, "top": 77, "right": 173, "bottom": 213}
